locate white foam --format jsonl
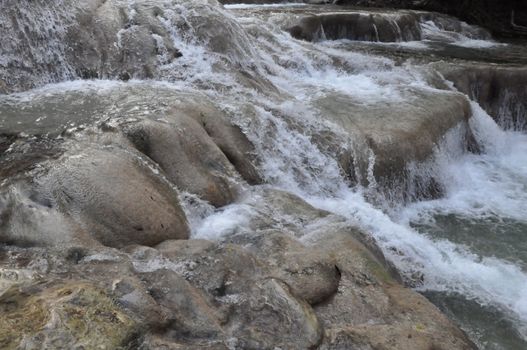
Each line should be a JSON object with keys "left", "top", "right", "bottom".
{"left": 420, "top": 20, "right": 503, "bottom": 48}
{"left": 193, "top": 204, "right": 258, "bottom": 239}
{"left": 401, "top": 103, "right": 527, "bottom": 223}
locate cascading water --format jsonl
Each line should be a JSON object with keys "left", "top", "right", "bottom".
{"left": 190, "top": 4, "right": 527, "bottom": 348}
{"left": 2, "top": 1, "right": 527, "bottom": 349}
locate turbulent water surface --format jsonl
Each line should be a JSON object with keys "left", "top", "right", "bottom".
{"left": 204, "top": 4, "right": 527, "bottom": 348}
{"left": 2, "top": 1, "right": 527, "bottom": 349}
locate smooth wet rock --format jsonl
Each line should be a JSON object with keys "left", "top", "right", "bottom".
{"left": 434, "top": 62, "right": 527, "bottom": 130}
{"left": 0, "top": 144, "right": 190, "bottom": 248}
{"left": 42, "top": 145, "right": 190, "bottom": 248}
{"left": 289, "top": 11, "right": 422, "bottom": 42}
{"left": 124, "top": 117, "right": 239, "bottom": 208}
{"left": 308, "top": 228, "right": 477, "bottom": 350}
{"left": 312, "top": 86, "right": 472, "bottom": 200}
{"left": 229, "top": 230, "right": 341, "bottom": 305}
{"left": 0, "top": 81, "right": 261, "bottom": 199}
{"left": 139, "top": 269, "right": 225, "bottom": 339}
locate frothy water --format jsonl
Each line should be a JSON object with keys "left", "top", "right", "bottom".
{"left": 203, "top": 5, "right": 527, "bottom": 346}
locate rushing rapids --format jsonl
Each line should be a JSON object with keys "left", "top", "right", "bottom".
{"left": 1, "top": 1, "right": 527, "bottom": 349}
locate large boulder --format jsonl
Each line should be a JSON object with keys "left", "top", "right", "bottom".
{"left": 0, "top": 82, "right": 262, "bottom": 248}
{"left": 0, "top": 144, "right": 190, "bottom": 248}
{"left": 310, "top": 229, "right": 477, "bottom": 350}
{"left": 312, "top": 86, "right": 472, "bottom": 201}
{"left": 123, "top": 117, "right": 240, "bottom": 208}
{"left": 0, "top": 82, "right": 261, "bottom": 204}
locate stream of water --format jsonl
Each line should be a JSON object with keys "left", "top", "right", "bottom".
{"left": 198, "top": 4, "right": 527, "bottom": 349}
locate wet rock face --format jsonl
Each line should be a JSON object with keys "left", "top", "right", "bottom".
{"left": 0, "top": 0, "right": 178, "bottom": 93}
{"left": 0, "top": 83, "right": 263, "bottom": 248}
{"left": 0, "top": 0, "right": 261, "bottom": 94}
{"left": 436, "top": 63, "right": 527, "bottom": 131}
{"left": 289, "top": 12, "right": 422, "bottom": 42}
{"left": 0, "top": 189, "right": 477, "bottom": 349}
{"left": 312, "top": 87, "right": 473, "bottom": 201}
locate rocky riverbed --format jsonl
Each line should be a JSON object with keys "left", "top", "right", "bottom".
{"left": 1, "top": 1, "right": 527, "bottom": 349}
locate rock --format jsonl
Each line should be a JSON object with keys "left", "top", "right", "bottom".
{"left": 150, "top": 240, "right": 324, "bottom": 349}
{"left": 312, "top": 87, "right": 472, "bottom": 201}
{"left": 308, "top": 228, "right": 478, "bottom": 350}
{"left": 434, "top": 62, "right": 527, "bottom": 130}
{"left": 233, "top": 278, "right": 322, "bottom": 349}
{"left": 0, "top": 0, "right": 272, "bottom": 94}
{"left": 191, "top": 106, "right": 263, "bottom": 186}
{"left": 0, "top": 281, "right": 138, "bottom": 349}
{"left": 230, "top": 230, "right": 341, "bottom": 305}
{"left": 0, "top": 187, "right": 478, "bottom": 350}
{"left": 139, "top": 269, "right": 225, "bottom": 339}
{"left": 0, "top": 0, "right": 180, "bottom": 93}
{"left": 0, "top": 81, "right": 261, "bottom": 200}
{"left": 289, "top": 11, "right": 422, "bottom": 42}
{"left": 140, "top": 334, "right": 230, "bottom": 350}
{"left": 124, "top": 117, "right": 239, "bottom": 208}
{"left": 335, "top": 0, "right": 527, "bottom": 38}
{"left": 1, "top": 144, "right": 190, "bottom": 248}
{"left": 41, "top": 145, "right": 190, "bottom": 248}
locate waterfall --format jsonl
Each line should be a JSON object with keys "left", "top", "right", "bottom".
{"left": 2, "top": 1, "right": 527, "bottom": 348}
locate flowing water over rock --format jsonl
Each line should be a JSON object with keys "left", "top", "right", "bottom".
{"left": 1, "top": 1, "right": 527, "bottom": 349}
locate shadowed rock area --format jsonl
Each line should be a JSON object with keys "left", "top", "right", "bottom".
{"left": 334, "top": 0, "right": 527, "bottom": 38}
